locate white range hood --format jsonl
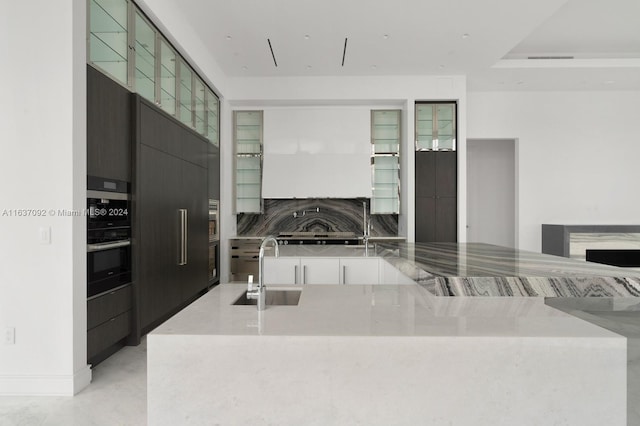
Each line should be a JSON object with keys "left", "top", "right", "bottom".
{"left": 262, "top": 107, "right": 372, "bottom": 199}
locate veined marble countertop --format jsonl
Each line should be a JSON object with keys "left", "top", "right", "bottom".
{"left": 374, "top": 242, "right": 640, "bottom": 297}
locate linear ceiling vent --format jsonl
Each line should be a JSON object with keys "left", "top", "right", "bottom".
{"left": 342, "top": 38, "right": 348, "bottom": 66}
{"left": 527, "top": 55, "right": 575, "bottom": 60}
{"left": 267, "top": 38, "right": 278, "bottom": 67}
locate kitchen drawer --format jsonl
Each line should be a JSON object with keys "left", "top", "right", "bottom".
{"left": 87, "top": 284, "right": 132, "bottom": 330}
{"left": 230, "top": 239, "right": 261, "bottom": 256}
{"left": 87, "top": 310, "right": 131, "bottom": 361}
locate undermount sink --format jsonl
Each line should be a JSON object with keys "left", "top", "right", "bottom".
{"left": 232, "top": 289, "right": 301, "bottom": 306}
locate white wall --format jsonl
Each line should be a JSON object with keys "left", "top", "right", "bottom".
{"left": 0, "top": 1, "right": 90, "bottom": 395}
{"left": 467, "top": 91, "right": 640, "bottom": 252}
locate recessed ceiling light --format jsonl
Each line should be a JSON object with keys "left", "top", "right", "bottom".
{"left": 304, "top": 34, "right": 310, "bottom": 40}
{"left": 383, "top": 34, "right": 389, "bottom": 39}
{"left": 462, "top": 33, "right": 470, "bottom": 39}
{"left": 226, "top": 35, "right": 232, "bottom": 41}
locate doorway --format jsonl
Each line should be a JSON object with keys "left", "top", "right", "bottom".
{"left": 466, "top": 139, "right": 516, "bottom": 248}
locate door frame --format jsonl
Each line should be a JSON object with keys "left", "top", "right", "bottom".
{"left": 465, "top": 138, "right": 519, "bottom": 248}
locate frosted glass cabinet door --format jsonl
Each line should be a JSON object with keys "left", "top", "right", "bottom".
{"left": 415, "top": 102, "right": 456, "bottom": 151}
{"left": 134, "top": 12, "right": 156, "bottom": 102}
{"left": 89, "top": 0, "right": 129, "bottom": 85}
{"left": 415, "top": 104, "right": 434, "bottom": 151}
{"left": 371, "top": 109, "right": 401, "bottom": 214}
{"left": 436, "top": 104, "right": 456, "bottom": 151}
{"left": 234, "top": 111, "right": 263, "bottom": 213}
{"left": 159, "top": 40, "right": 176, "bottom": 116}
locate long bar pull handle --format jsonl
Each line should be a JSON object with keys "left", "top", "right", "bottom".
{"left": 294, "top": 265, "right": 298, "bottom": 285}
{"left": 178, "top": 209, "right": 187, "bottom": 265}
{"left": 183, "top": 209, "right": 188, "bottom": 265}
{"left": 303, "top": 265, "right": 307, "bottom": 285}
{"left": 343, "top": 265, "right": 347, "bottom": 285}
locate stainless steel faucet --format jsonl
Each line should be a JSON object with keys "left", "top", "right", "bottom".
{"left": 247, "top": 235, "right": 279, "bottom": 310}
{"left": 362, "top": 201, "right": 371, "bottom": 254}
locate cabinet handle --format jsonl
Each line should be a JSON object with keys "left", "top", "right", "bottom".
{"left": 178, "top": 209, "right": 188, "bottom": 265}
{"left": 343, "top": 265, "right": 347, "bottom": 285}
{"left": 303, "top": 265, "right": 307, "bottom": 285}
{"left": 294, "top": 265, "right": 298, "bottom": 284}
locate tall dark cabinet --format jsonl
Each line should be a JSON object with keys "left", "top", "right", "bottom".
{"left": 86, "top": 65, "right": 131, "bottom": 182}
{"left": 415, "top": 151, "right": 457, "bottom": 242}
{"left": 133, "top": 96, "right": 209, "bottom": 337}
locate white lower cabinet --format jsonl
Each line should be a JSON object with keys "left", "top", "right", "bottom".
{"left": 301, "top": 258, "right": 340, "bottom": 284}
{"left": 264, "top": 257, "right": 381, "bottom": 285}
{"left": 263, "top": 257, "right": 301, "bottom": 284}
{"left": 339, "top": 258, "right": 380, "bottom": 284}
{"left": 263, "top": 257, "right": 340, "bottom": 284}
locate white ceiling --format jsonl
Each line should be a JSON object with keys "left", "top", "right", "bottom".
{"left": 166, "top": 0, "right": 640, "bottom": 91}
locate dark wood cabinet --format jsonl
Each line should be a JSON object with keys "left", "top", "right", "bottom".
{"left": 87, "top": 284, "right": 132, "bottom": 365}
{"left": 415, "top": 151, "right": 457, "bottom": 242}
{"left": 86, "top": 65, "right": 132, "bottom": 182}
{"left": 208, "top": 143, "right": 220, "bottom": 200}
{"left": 134, "top": 97, "right": 209, "bottom": 335}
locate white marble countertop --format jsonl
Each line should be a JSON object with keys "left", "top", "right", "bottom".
{"left": 152, "top": 283, "right": 621, "bottom": 339}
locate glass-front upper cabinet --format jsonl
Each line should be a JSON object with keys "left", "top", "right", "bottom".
{"left": 159, "top": 39, "right": 176, "bottom": 115}
{"left": 234, "top": 111, "right": 263, "bottom": 213}
{"left": 178, "top": 61, "right": 193, "bottom": 127}
{"left": 415, "top": 102, "right": 456, "bottom": 151}
{"left": 134, "top": 11, "right": 155, "bottom": 102}
{"left": 371, "top": 110, "right": 401, "bottom": 214}
{"left": 194, "top": 78, "right": 206, "bottom": 135}
{"left": 206, "top": 89, "right": 219, "bottom": 147}
{"left": 88, "top": 0, "right": 129, "bottom": 86}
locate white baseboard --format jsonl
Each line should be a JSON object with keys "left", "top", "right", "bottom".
{"left": 0, "top": 365, "right": 92, "bottom": 396}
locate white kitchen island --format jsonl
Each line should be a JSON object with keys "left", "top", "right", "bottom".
{"left": 147, "top": 243, "right": 632, "bottom": 425}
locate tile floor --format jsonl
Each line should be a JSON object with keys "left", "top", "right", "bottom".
{"left": 0, "top": 311, "right": 638, "bottom": 426}
{"left": 0, "top": 339, "right": 147, "bottom": 426}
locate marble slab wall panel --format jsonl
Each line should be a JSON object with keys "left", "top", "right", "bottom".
{"left": 236, "top": 199, "right": 398, "bottom": 236}
{"left": 569, "top": 232, "right": 640, "bottom": 260}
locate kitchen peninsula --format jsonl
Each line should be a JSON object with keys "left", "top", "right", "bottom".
{"left": 148, "top": 243, "right": 637, "bottom": 425}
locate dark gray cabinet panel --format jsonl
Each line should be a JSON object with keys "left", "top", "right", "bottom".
{"left": 87, "top": 311, "right": 131, "bottom": 361}
{"left": 87, "top": 65, "right": 132, "bottom": 182}
{"left": 134, "top": 95, "right": 209, "bottom": 335}
{"left": 181, "top": 162, "right": 209, "bottom": 301}
{"left": 415, "top": 197, "right": 436, "bottom": 242}
{"left": 139, "top": 101, "right": 181, "bottom": 158}
{"left": 435, "top": 151, "right": 457, "bottom": 197}
{"left": 415, "top": 151, "right": 457, "bottom": 242}
{"left": 87, "top": 284, "right": 132, "bottom": 330}
{"left": 86, "top": 283, "right": 132, "bottom": 364}
{"left": 415, "top": 151, "right": 435, "bottom": 198}
{"left": 138, "top": 145, "right": 182, "bottom": 329}
{"left": 208, "top": 144, "right": 220, "bottom": 200}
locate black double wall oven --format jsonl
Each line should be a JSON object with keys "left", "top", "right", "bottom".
{"left": 87, "top": 183, "right": 131, "bottom": 298}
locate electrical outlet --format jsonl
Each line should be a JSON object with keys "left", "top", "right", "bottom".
{"left": 5, "top": 327, "right": 15, "bottom": 345}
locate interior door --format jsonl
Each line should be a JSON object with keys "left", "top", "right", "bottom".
{"left": 466, "top": 139, "right": 516, "bottom": 247}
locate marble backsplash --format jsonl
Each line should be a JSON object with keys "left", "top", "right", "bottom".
{"left": 237, "top": 199, "right": 398, "bottom": 237}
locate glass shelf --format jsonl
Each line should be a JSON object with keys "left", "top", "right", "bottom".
{"left": 416, "top": 102, "right": 456, "bottom": 151}
{"left": 371, "top": 110, "right": 401, "bottom": 214}
{"left": 235, "top": 111, "right": 263, "bottom": 213}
